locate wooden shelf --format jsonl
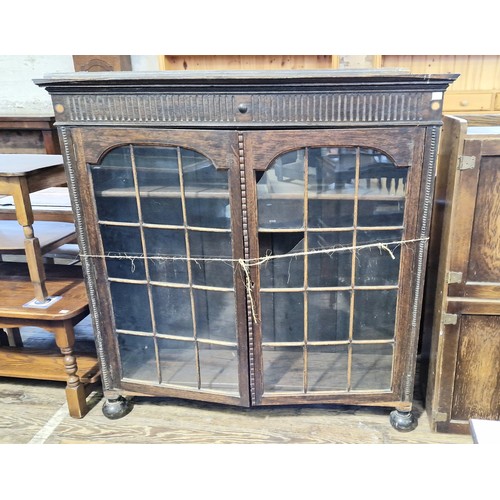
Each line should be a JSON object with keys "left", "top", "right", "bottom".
{"left": 94, "top": 185, "right": 403, "bottom": 201}
{"left": 0, "top": 348, "right": 99, "bottom": 383}
{"left": 0, "top": 220, "right": 76, "bottom": 254}
{"left": 95, "top": 185, "right": 229, "bottom": 199}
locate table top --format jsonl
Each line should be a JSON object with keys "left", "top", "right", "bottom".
{"left": 470, "top": 419, "right": 500, "bottom": 444}
{"left": 0, "top": 220, "right": 76, "bottom": 252}
{"left": 0, "top": 262, "right": 87, "bottom": 320}
{"left": 0, "top": 154, "right": 64, "bottom": 176}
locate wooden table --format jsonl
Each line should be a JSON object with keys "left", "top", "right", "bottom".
{"left": 0, "top": 154, "right": 76, "bottom": 304}
{"left": 0, "top": 263, "right": 99, "bottom": 418}
{"left": 0, "top": 116, "right": 61, "bottom": 154}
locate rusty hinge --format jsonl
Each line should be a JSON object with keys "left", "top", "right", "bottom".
{"left": 443, "top": 313, "right": 458, "bottom": 325}
{"left": 433, "top": 411, "right": 448, "bottom": 422}
{"left": 457, "top": 155, "right": 476, "bottom": 170}
{"left": 446, "top": 271, "right": 463, "bottom": 284}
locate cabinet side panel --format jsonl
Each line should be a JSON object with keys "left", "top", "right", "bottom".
{"left": 422, "top": 116, "right": 467, "bottom": 428}
{"left": 451, "top": 315, "right": 500, "bottom": 421}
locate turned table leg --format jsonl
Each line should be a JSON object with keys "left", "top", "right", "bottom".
{"left": 11, "top": 177, "right": 49, "bottom": 303}
{"left": 54, "top": 320, "right": 88, "bottom": 418}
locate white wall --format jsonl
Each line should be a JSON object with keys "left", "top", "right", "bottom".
{"left": 0, "top": 55, "right": 74, "bottom": 115}
{"left": 0, "top": 55, "right": 162, "bottom": 116}
{"left": 131, "top": 55, "right": 161, "bottom": 71}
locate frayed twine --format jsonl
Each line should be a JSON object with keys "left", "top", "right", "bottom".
{"left": 81, "top": 237, "right": 428, "bottom": 324}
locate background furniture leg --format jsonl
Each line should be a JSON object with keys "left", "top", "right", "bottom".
{"left": 6, "top": 327, "right": 23, "bottom": 347}
{"left": 54, "top": 321, "right": 88, "bottom": 418}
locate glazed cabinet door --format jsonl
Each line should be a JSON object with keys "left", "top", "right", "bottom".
{"left": 243, "top": 128, "right": 428, "bottom": 406}
{"left": 70, "top": 128, "right": 250, "bottom": 406}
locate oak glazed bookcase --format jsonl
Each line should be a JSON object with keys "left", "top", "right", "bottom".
{"left": 36, "top": 70, "right": 457, "bottom": 430}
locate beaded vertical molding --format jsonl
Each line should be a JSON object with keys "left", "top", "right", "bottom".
{"left": 59, "top": 126, "right": 112, "bottom": 391}
{"left": 238, "top": 132, "right": 256, "bottom": 405}
{"left": 403, "top": 125, "right": 439, "bottom": 402}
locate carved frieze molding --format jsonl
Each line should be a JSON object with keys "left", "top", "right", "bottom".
{"left": 54, "top": 91, "right": 429, "bottom": 127}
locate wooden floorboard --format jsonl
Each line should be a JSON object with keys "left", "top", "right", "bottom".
{"left": 0, "top": 315, "right": 472, "bottom": 445}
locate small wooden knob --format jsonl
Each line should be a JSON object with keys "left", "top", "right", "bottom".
{"left": 460, "top": 100, "right": 469, "bottom": 107}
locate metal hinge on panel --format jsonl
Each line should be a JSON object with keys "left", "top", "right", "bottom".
{"left": 457, "top": 155, "right": 476, "bottom": 170}
{"left": 446, "top": 271, "right": 463, "bottom": 284}
{"left": 433, "top": 411, "right": 448, "bottom": 422}
{"left": 442, "top": 313, "right": 458, "bottom": 325}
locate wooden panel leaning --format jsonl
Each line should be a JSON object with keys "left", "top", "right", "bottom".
{"left": 422, "top": 115, "right": 500, "bottom": 433}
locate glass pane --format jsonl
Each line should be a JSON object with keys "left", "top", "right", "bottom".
{"left": 259, "top": 232, "right": 304, "bottom": 289}
{"left": 310, "top": 147, "right": 357, "bottom": 194}
{"left": 135, "top": 145, "right": 180, "bottom": 189}
{"left": 353, "top": 289, "right": 397, "bottom": 341}
{"left": 193, "top": 289, "right": 237, "bottom": 342}
{"left": 257, "top": 151, "right": 304, "bottom": 229}
{"left": 355, "top": 230, "right": 402, "bottom": 286}
{"left": 142, "top": 197, "right": 184, "bottom": 226}
{"left": 308, "top": 291, "right": 350, "bottom": 342}
{"left": 351, "top": 343, "right": 393, "bottom": 391}
{"left": 144, "top": 228, "right": 188, "bottom": 284}
{"left": 90, "top": 147, "right": 138, "bottom": 223}
{"left": 134, "top": 146, "right": 182, "bottom": 226}
{"left": 307, "top": 345, "right": 348, "bottom": 391}
{"left": 263, "top": 346, "right": 303, "bottom": 392}
{"left": 308, "top": 199, "right": 354, "bottom": 228}
{"left": 308, "top": 232, "right": 352, "bottom": 287}
{"left": 182, "top": 149, "right": 227, "bottom": 190}
{"left": 199, "top": 344, "right": 239, "bottom": 394}
{"left": 359, "top": 156, "right": 407, "bottom": 197}
{"left": 100, "top": 225, "right": 146, "bottom": 280}
{"left": 152, "top": 286, "right": 193, "bottom": 337}
{"left": 358, "top": 200, "right": 405, "bottom": 227}
{"left": 185, "top": 197, "right": 231, "bottom": 229}
{"left": 109, "top": 282, "right": 152, "bottom": 333}
{"left": 158, "top": 338, "right": 197, "bottom": 388}
{"left": 261, "top": 292, "right": 304, "bottom": 343}
{"left": 118, "top": 334, "right": 157, "bottom": 382}
{"left": 190, "top": 231, "right": 234, "bottom": 288}
{"left": 182, "top": 149, "right": 230, "bottom": 229}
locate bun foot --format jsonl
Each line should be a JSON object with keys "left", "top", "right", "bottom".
{"left": 390, "top": 409, "right": 418, "bottom": 432}
{"left": 102, "top": 396, "right": 133, "bottom": 420}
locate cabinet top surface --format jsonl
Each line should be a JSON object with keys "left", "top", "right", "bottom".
{"left": 35, "top": 69, "right": 459, "bottom": 89}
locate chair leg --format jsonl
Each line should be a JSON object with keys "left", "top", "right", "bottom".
{"left": 0, "top": 328, "right": 23, "bottom": 347}
{"left": 54, "top": 320, "right": 88, "bottom": 418}
{"left": 6, "top": 328, "right": 23, "bottom": 347}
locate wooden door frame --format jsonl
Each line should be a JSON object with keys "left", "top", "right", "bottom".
{"left": 68, "top": 126, "right": 251, "bottom": 407}
{"left": 243, "top": 127, "right": 428, "bottom": 408}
